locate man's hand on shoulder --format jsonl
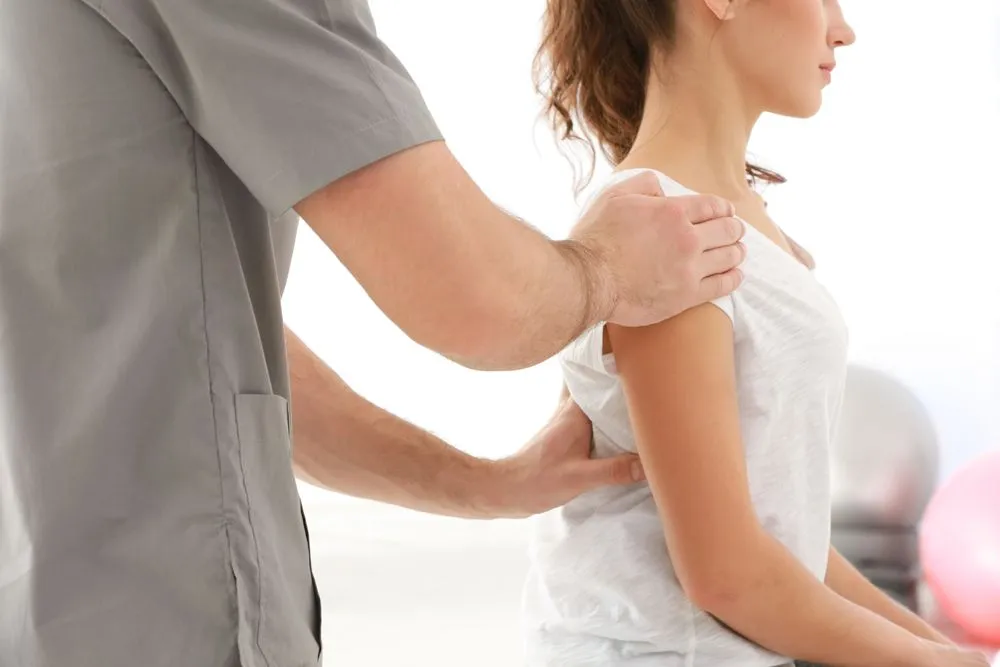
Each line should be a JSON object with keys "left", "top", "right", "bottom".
{"left": 568, "top": 171, "right": 747, "bottom": 328}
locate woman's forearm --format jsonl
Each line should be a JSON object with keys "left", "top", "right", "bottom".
{"left": 695, "top": 531, "right": 935, "bottom": 667}
{"left": 824, "top": 547, "right": 953, "bottom": 645}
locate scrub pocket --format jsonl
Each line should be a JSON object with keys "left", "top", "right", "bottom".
{"left": 227, "top": 393, "right": 322, "bottom": 667}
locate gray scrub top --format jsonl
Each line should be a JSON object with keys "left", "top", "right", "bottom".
{"left": 0, "top": 1, "right": 441, "bottom": 665}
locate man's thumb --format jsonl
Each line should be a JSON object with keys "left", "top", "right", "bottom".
{"left": 577, "top": 454, "right": 645, "bottom": 490}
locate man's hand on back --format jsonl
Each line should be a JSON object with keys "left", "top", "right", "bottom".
{"left": 568, "top": 171, "right": 747, "bottom": 328}
{"left": 485, "top": 398, "right": 644, "bottom": 518}
{"left": 288, "top": 327, "right": 643, "bottom": 518}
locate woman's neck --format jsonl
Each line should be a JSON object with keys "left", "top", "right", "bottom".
{"left": 619, "top": 54, "right": 762, "bottom": 202}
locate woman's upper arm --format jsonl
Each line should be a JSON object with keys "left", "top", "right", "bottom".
{"left": 608, "top": 303, "right": 761, "bottom": 603}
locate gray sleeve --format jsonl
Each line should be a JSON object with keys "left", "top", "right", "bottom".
{"left": 98, "top": 0, "right": 442, "bottom": 217}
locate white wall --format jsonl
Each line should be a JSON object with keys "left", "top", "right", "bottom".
{"left": 282, "top": 1, "right": 1000, "bottom": 664}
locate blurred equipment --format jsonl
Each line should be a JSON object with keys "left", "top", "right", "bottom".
{"left": 920, "top": 450, "right": 1000, "bottom": 645}
{"left": 829, "top": 365, "right": 940, "bottom": 611}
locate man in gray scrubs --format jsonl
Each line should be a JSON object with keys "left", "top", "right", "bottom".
{"left": 0, "top": 1, "right": 752, "bottom": 665}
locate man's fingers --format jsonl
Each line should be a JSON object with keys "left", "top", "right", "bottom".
{"left": 700, "top": 243, "right": 747, "bottom": 278}
{"left": 699, "top": 268, "right": 744, "bottom": 302}
{"left": 691, "top": 214, "right": 745, "bottom": 250}
{"left": 672, "top": 193, "right": 736, "bottom": 223}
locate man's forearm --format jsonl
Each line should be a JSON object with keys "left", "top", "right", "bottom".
{"left": 451, "top": 228, "right": 609, "bottom": 371}
{"left": 502, "top": 236, "right": 612, "bottom": 368}
{"left": 286, "top": 327, "right": 512, "bottom": 518}
{"left": 296, "top": 142, "right": 611, "bottom": 372}
{"left": 825, "top": 547, "right": 953, "bottom": 645}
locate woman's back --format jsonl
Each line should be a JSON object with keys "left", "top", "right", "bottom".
{"left": 523, "top": 169, "right": 850, "bottom": 667}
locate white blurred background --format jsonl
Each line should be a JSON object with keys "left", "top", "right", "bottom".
{"left": 281, "top": 1, "right": 1000, "bottom": 664}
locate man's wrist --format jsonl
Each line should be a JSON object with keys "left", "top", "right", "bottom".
{"left": 447, "top": 456, "right": 523, "bottom": 520}
{"left": 472, "top": 457, "right": 537, "bottom": 520}
{"left": 554, "top": 239, "right": 616, "bottom": 330}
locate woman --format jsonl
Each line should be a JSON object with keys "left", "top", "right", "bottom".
{"left": 523, "top": 2, "right": 991, "bottom": 667}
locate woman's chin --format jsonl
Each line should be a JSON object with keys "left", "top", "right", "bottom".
{"left": 770, "top": 94, "right": 825, "bottom": 120}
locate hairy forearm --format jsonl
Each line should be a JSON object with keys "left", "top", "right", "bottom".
{"left": 296, "top": 142, "right": 612, "bottom": 372}
{"left": 447, "top": 230, "right": 607, "bottom": 371}
{"left": 286, "top": 327, "right": 511, "bottom": 518}
{"left": 695, "top": 532, "right": 933, "bottom": 667}
{"left": 825, "top": 547, "right": 953, "bottom": 645}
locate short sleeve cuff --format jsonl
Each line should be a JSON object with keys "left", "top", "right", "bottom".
{"left": 260, "top": 108, "right": 443, "bottom": 219}
{"left": 708, "top": 295, "right": 735, "bottom": 323}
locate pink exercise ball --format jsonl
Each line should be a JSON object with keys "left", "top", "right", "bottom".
{"left": 919, "top": 450, "right": 1000, "bottom": 644}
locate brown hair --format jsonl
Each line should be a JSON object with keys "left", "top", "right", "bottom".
{"left": 533, "top": 0, "right": 785, "bottom": 192}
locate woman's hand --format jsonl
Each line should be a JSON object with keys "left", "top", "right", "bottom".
{"left": 918, "top": 641, "right": 992, "bottom": 667}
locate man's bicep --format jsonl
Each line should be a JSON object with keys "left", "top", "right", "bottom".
{"left": 101, "top": 0, "right": 441, "bottom": 218}
{"left": 608, "top": 304, "right": 758, "bottom": 588}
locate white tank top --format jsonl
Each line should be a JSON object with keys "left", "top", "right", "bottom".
{"left": 523, "top": 169, "right": 850, "bottom": 667}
